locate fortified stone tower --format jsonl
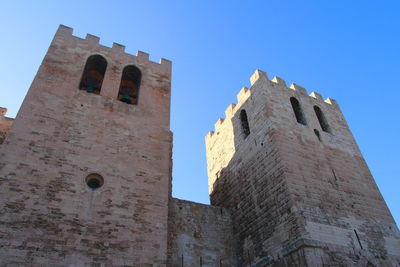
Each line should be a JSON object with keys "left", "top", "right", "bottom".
{"left": 206, "top": 70, "right": 400, "bottom": 266}
{"left": 0, "top": 25, "right": 172, "bottom": 266}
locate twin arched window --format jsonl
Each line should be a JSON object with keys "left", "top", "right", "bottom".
{"left": 79, "top": 55, "right": 142, "bottom": 105}
{"left": 290, "top": 97, "right": 331, "bottom": 133}
{"left": 237, "top": 98, "right": 330, "bottom": 140}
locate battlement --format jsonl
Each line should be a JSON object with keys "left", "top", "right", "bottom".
{"left": 260, "top": 70, "right": 337, "bottom": 106}
{"left": 43, "top": 25, "right": 172, "bottom": 116}
{"left": 56, "top": 25, "right": 172, "bottom": 70}
{"left": 206, "top": 69, "right": 339, "bottom": 139}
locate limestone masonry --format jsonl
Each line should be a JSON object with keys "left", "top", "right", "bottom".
{"left": 0, "top": 25, "right": 399, "bottom": 266}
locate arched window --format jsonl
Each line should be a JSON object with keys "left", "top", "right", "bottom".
{"left": 240, "top": 109, "right": 250, "bottom": 138}
{"left": 79, "top": 55, "right": 107, "bottom": 94}
{"left": 118, "top": 65, "right": 141, "bottom": 105}
{"left": 290, "top": 97, "right": 307, "bottom": 125}
{"left": 314, "top": 106, "right": 331, "bottom": 133}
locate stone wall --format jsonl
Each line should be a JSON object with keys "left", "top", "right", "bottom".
{"left": 0, "top": 107, "right": 13, "bottom": 144}
{"left": 0, "top": 25, "right": 173, "bottom": 266}
{"left": 167, "top": 198, "right": 237, "bottom": 267}
{"left": 206, "top": 70, "right": 400, "bottom": 266}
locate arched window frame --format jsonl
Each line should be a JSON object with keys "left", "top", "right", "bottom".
{"left": 79, "top": 54, "right": 107, "bottom": 94}
{"left": 314, "top": 105, "right": 331, "bottom": 133}
{"left": 240, "top": 109, "right": 250, "bottom": 138}
{"left": 290, "top": 97, "right": 307, "bottom": 125}
{"left": 118, "top": 65, "right": 142, "bottom": 105}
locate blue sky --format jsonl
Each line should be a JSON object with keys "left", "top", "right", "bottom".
{"left": 0, "top": 1, "right": 399, "bottom": 226}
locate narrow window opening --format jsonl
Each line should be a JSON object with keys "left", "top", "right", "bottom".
{"left": 85, "top": 173, "right": 104, "bottom": 190}
{"left": 240, "top": 109, "right": 250, "bottom": 138}
{"left": 314, "top": 129, "right": 321, "bottom": 141}
{"left": 290, "top": 97, "right": 307, "bottom": 125}
{"left": 314, "top": 106, "right": 331, "bottom": 133}
{"left": 118, "top": 65, "right": 141, "bottom": 105}
{"left": 181, "top": 254, "right": 184, "bottom": 267}
{"left": 200, "top": 256, "right": 203, "bottom": 267}
{"left": 354, "top": 229, "right": 363, "bottom": 250}
{"left": 79, "top": 55, "right": 107, "bottom": 94}
{"left": 220, "top": 259, "right": 222, "bottom": 267}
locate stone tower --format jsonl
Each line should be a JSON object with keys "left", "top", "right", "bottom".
{"left": 0, "top": 25, "right": 172, "bottom": 266}
{"left": 206, "top": 70, "right": 400, "bottom": 266}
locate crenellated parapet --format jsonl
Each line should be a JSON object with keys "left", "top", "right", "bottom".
{"left": 206, "top": 69, "right": 339, "bottom": 140}
{"left": 224, "top": 103, "right": 236, "bottom": 119}
{"left": 251, "top": 69, "right": 338, "bottom": 107}
{"left": 55, "top": 25, "right": 172, "bottom": 72}
{"left": 288, "top": 83, "right": 307, "bottom": 95}
{"left": 35, "top": 24, "right": 173, "bottom": 119}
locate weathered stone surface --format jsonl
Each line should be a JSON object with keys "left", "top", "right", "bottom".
{"left": 206, "top": 70, "right": 400, "bottom": 266}
{"left": 167, "top": 198, "right": 237, "bottom": 266}
{"left": 0, "top": 107, "right": 14, "bottom": 144}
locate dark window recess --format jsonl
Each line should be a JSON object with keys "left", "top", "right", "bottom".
{"left": 314, "top": 106, "right": 331, "bottom": 133}
{"left": 314, "top": 129, "right": 321, "bottom": 141}
{"left": 240, "top": 109, "right": 250, "bottom": 138}
{"left": 290, "top": 97, "right": 307, "bottom": 125}
{"left": 118, "top": 65, "right": 141, "bottom": 105}
{"left": 85, "top": 173, "right": 104, "bottom": 190}
{"left": 79, "top": 55, "right": 107, "bottom": 94}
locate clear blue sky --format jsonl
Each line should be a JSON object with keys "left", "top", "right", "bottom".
{"left": 0, "top": 1, "right": 399, "bottom": 226}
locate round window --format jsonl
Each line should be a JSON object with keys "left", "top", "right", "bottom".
{"left": 85, "top": 173, "right": 104, "bottom": 190}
